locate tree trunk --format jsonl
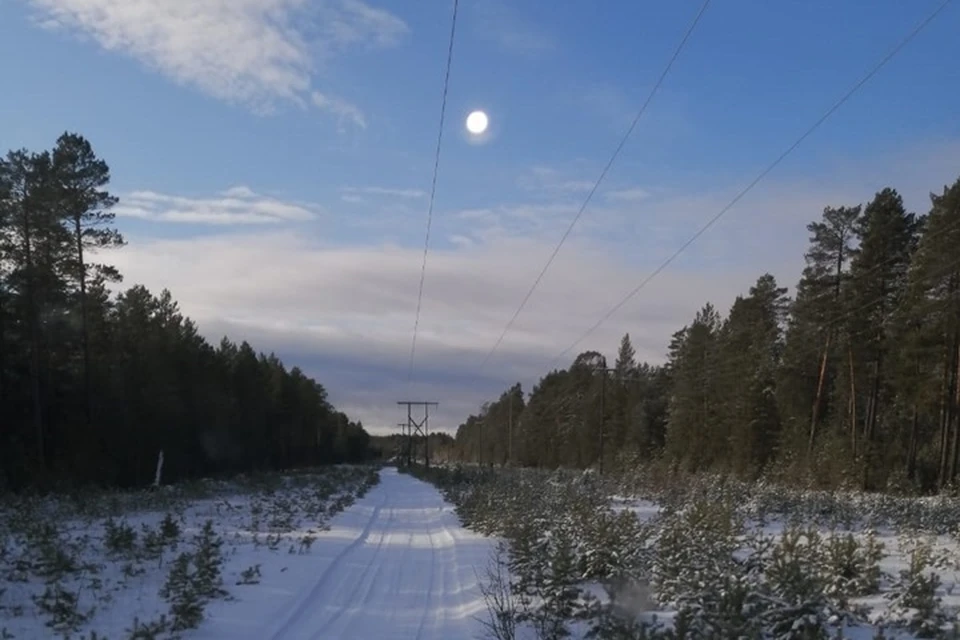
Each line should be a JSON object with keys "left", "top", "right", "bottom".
{"left": 848, "top": 345, "right": 857, "bottom": 457}
{"left": 598, "top": 370, "right": 606, "bottom": 475}
{"left": 809, "top": 332, "right": 832, "bottom": 454}
{"left": 22, "top": 215, "right": 45, "bottom": 470}
{"left": 949, "top": 337, "right": 960, "bottom": 482}
{"left": 907, "top": 403, "right": 919, "bottom": 482}
{"left": 0, "top": 293, "right": 5, "bottom": 413}
{"left": 74, "top": 217, "right": 92, "bottom": 427}
{"left": 938, "top": 342, "right": 952, "bottom": 488}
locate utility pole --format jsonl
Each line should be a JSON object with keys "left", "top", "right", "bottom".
{"left": 595, "top": 366, "right": 617, "bottom": 476}
{"left": 479, "top": 417, "right": 483, "bottom": 468}
{"left": 508, "top": 392, "right": 513, "bottom": 466}
{"left": 396, "top": 423, "right": 407, "bottom": 465}
{"left": 397, "top": 401, "right": 439, "bottom": 467}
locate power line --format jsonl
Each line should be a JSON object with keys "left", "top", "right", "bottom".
{"left": 407, "top": 0, "right": 460, "bottom": 385}
{"left": 476, "top": 0, "right": 713, "bottom": 373}
{"left": 463, "top": 244, "right": 960, "bottom": 458}
{"left": 550, "top": 0, "right": 954, "bottom": 369}
{"left": 479, "top": 205, "right": 960, "bottom": 448}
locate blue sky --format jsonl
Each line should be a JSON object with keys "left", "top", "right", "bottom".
{"left": 2, "top": 0, "right": 959, "bottom": 433}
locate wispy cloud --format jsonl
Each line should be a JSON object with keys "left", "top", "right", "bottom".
{"left": 106, "top": 229, "right": 755, "bottom": 431}
{"left": 471, "top": 0, "right": 554, "bottom": 57}
{"left": 342, "top": 186, "right": 427, "bottom": 199}
{"left": 105, "top": 140, "right": 960, "bottom": 432}
{"left": 604, "top": 187, "right": 650, "bottom": 202}
{"left": 221, "top": 186, "right": 257, "bottom": 199}
{"left": 311, "top": 91, "right": 367, "bottom": 130}
{"left": 115, "top": 187, "right": 320, "bottom": 225}
{"left": 27, "top": 0, "right": 407, "bottom": 121}
{"left": 517, "top": 166, "right": 594, "bottom": 195}
{"left": 318, "top": 0, "right": 409, "bottom": 50}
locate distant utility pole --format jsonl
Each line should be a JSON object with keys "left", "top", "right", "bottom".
{"left": 397, "top": 401, "right": 439, "bottom": 468}
{"left": 595, "top": 366, "right": 617, "bottom": 476}
{"left": 396, "top": 423, "right": 408, "bottom": 464}
{"left": 508, "top": 394, "right": 513, "bottom": 466}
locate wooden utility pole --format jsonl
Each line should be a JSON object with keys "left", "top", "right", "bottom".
{"left": 396, "top": 423, "right": 408, "bottom": 464}
{"left": 595, "top": 366, "right": 640, "bottom": 475}
{"left": 397, "top": 401, "right": 439, "bottom": 467}
{"left": 508, "top": 394, "right": 513, "bottom": 466}
{"left": 595, "top": 366, "right": 617, "bottom": 476}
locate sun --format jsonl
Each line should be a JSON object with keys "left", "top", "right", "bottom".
{"left": 465, "top": 110, "right": 489, "bottom": 135}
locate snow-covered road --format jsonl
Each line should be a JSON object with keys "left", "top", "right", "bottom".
{"left": 199, "top": 467, "right": 494, "bottom": 640}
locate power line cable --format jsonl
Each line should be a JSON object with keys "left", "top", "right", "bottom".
{"left": 477, "top": 0, "right": 713, "bottom": 372}
{"left": 407, "top": 0, "right": 460, "bottom": 385}
{"left": 549, "top": 0, "right": 954, "bottom": 369}
{"left": 463, "top": 212, "right": 960, "bottom": 439}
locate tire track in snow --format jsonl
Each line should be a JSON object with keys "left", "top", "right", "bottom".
{"left": 413, "top": 513, "right": 437, "bottom": 640}
{"left": 308, "top": 503, "right": 398, "bottom": 638}
{"left": 241, "top": 469, "right": 494, "bottom": 640}
{"left": 430, "top": 510, "right": 458, "bottom": 637}
{"left": 267, "top": 488, "right": 388, "bottom": 640}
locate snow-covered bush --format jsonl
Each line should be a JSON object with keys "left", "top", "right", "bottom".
{"left": 0, "top": 464, "right": 380, "bottom": 638}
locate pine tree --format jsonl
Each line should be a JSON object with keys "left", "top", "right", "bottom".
{"left": 716, "top": 275, "right": 789, "bottom": 477}
{"left": 841, "top": 188, "right": 919, "bottom": 488}
{"left": 51, "top": 133, "right": 123, "bottom": 431}
{"left": 803, "top": 205, "right": 863, "bottom": 454}
{"left": 664, "top": 304, "right": 722, "bottom": 471}
{"left": 901, "top": 179, "right": 960, "bottom": 488}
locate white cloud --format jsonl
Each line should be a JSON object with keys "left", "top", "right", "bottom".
{"left": 471, "top": 0, "right": 554, "bottom": 57}
{"left": 342, "top": 186, "right": 427, "bottom": 199}
{"left": 102, "top": 140, "right": 960, "bottom": 433}
{"left": 517, "top": 166, "right": 594, "bottom": 194}
{"left": 27, "top": 0, "right": 407, "bottom": 119}
{"left": 221, "top": 186, "right": 257, "bottom": 198}
{"left": 311, "top": 91, "right": 367, "bottom": 130}
{"left": 604, "top": 187, "right": 650, "bottom": 202}
{"left": 115, "top": 187, "right": 320, "bottom": 225}
{"left": 318, "top": 0, "right": 409, "bottom": 49}
{"left": 105, "top": 228, "right": 764, "bottom": 432}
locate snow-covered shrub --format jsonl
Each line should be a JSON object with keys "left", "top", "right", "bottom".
{"left": 161, "top": 552, "right": 204, "bottom": 632}
{"left": 478, "top": 543, "right": 519, "bottom": 640}
{"left": 882, "top": 534, "right": 949, "bottom": 637}
{"left": 820, "top": 528, "right": 885, "bottom": 606}
{"left": 102, "top": 517, "right": 137, "bottom": 557}
{"left": 32, "top": 582, "right": 90, "bottom": 633}
{"left": 653, "top": 498, "right": 743, "bottom": 607}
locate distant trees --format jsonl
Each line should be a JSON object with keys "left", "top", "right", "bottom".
{"left": 0, "top": 134, "right": 371, "bottom": 491}
{"left": 454, "top": 176, "right": 960, "bottom": 493}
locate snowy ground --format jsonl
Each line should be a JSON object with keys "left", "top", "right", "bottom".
{"left": 9, "top": 463, "right": 959, "bottom": 640}
{"left": 415, "top": 465, "right": 960, "bottom": 638}
{"left": 610, "top": 493, "right": 960, "bottom": 637}
{"left": 0, "top": 466, "right": 496, "bottom": 640}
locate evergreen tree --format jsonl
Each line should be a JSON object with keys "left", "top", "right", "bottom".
{"left": 664, "top": 304, "right": 722, "bottom": 471}
{"left": 900, "top": 179, "right": 960, "bottom": 489}
{"left": 0, "top": 135, "right": 373, "bottom": 490}
{"left": 51, "top": 132, "right": 123, "bottom": 430}
{"left": 445, "top": 174, "right": 960, "bottom": 492}
{"left": 841, "top": 188, "right": 919, "bottom": 488}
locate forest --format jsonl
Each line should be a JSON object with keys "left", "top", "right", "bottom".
{"left": 0, "top": 133, "right": 371, "bottom": 491}
{"left": 451, "top": 177, "right": 960, "bottom": 493}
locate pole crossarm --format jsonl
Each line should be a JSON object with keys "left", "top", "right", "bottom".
{"left": 397, "top": 401, "right": 440, "bottom": 468}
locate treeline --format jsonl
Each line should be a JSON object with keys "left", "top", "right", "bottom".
{"left": 369, "top": 432, "right": 456, "bottom": 463}
{"left": 0, "top": 133, "right": 371, "bottom": 491}
{"left": 455, "top": 178, "right": 960, "bottom": 493}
